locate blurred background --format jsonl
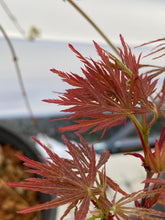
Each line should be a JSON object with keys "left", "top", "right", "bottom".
{"left": 1, "top": 0, "right": 165, "bottom": 117}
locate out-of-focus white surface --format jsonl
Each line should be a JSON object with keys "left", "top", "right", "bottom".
{"left": 35, "top": 133, "right": 69, "bottom": 158}
{"left": 0, "top": 39, "right": 104, "bottom": 117}
{"left": 0, "top": 0, "right": 165, "bottom": 118}
{"left": 1, "top": 0, "right": 165, "bottom": 43}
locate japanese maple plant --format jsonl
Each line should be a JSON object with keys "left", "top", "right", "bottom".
{"left": 7, "top": 34, "right": 165, "bottom": 219}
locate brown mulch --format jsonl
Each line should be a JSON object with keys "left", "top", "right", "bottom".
{"left": 0, "top": 144, "right": 42, "bottom": 220}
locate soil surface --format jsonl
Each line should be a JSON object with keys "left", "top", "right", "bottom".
{"left": 0, "top": 144, "right": 42, "bottom": 220}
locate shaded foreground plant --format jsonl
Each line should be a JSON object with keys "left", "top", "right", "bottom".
{"left": 7, "top": 136, "right": 165, "bottom": 220}
{"left": 7, "top": 35, "right": 165, "bottom": 219}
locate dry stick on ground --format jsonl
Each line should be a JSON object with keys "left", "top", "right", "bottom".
{"left": 0, "top": 24, "right": 42, "bottom": 134}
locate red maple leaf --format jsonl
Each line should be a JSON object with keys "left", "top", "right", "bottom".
{"left": 43, "top": 35, "right": 159, "bottom": 136}
{"left": 147, "top": 123, "right": 165, "bottom": 173}
{"left": 7, "top": 135, "right": 126, "bottom": 219}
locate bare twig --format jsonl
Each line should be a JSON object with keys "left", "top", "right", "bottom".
{"left": 0, "top": 0, "right": 25, "bottom": 36}
{"left": 65, "top": 0, "right": 120, "bottom": 57}
{"left": 0, "top": 24, "right": 42, "bottom": 133}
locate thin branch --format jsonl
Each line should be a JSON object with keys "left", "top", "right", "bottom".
{"left": 0, "top": 24, "right": 41, "bottom": 133}
{"left": 0, "top": 0, "right": 25, "bottom": 36}
{"left": 65, "top": 0, "right": 120, "bottom": 57}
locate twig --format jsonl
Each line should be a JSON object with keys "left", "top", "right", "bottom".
{"left": 0, "top": 24, "right": 42, "bottom": 133}
{"left": 0, "top": 0, "right": 25, "bottom": 37}
{"left": 65, "top": 0, "right": 120, "bottom": 57}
